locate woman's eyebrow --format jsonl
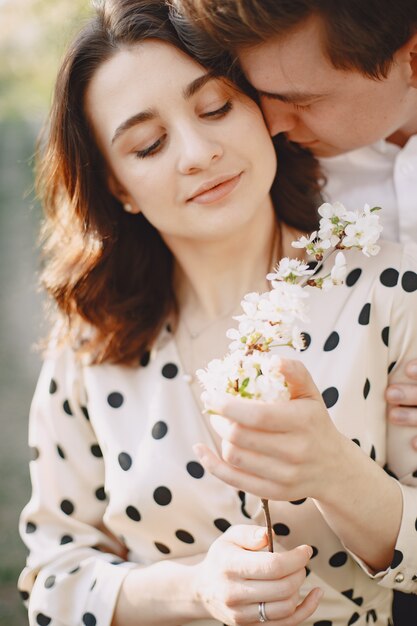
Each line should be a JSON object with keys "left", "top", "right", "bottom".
{"left": 111, "top": 109, "right": 157, "bottom": 145}
{"left": 111, "top": 72, "right": 218, "bottom": 146}
{"left": 183, "top": 71, "right": 217, "bottom": 100}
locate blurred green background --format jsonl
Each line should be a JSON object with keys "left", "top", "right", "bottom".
{"left": 0, "top": 1, "right": 90, "bottom": 623}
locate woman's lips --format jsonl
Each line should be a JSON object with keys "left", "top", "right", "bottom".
{"left": 188, "top": 173, "right": 242, "bottom": 205}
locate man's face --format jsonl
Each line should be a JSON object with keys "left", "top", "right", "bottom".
{"left": 238, "top": 16, "right": 417, "bottom": 157}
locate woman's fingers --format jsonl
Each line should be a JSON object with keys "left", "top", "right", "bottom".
{"left": 236, "top": 567, "right": 308, "bottom": 604}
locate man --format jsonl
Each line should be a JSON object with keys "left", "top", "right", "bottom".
{"left": 178, "top": 0, "right": 417, "bottom": 435}
{"left": 178, "top": 1, "right": 417, "bottom": 623}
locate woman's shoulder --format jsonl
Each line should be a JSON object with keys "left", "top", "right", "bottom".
{"left": 344, "top": 238, "right": 417, "bottom": 282}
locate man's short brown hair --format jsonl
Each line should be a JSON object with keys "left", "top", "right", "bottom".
{"left": 178, "top": 0, "right": 417, "bottom": 78}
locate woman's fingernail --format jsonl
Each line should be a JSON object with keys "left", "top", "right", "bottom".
{"left": 315, "top": 588, "right": 324, "bottom": 601}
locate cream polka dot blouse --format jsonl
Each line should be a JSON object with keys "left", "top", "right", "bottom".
{"left": 19, "top": 240, "right": 417, "bottom": 626}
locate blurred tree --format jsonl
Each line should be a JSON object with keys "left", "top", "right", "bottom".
{"left": 0, "top": 0, "right": 92, "bottom": 121}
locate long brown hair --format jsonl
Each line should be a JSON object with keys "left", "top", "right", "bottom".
{"left": 38, "top": 0, "right": 322, "bottom": 365}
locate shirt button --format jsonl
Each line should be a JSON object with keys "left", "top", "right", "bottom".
{"left": 394, "top": 572, "right": 405, "bottom": 583}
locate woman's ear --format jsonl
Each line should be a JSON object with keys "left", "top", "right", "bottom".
{"left": 107, "top": 174, "right": 141, "bottom": 214}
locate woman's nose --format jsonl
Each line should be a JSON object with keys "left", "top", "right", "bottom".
{"left": 176, "top": 125, "right": 223, "bottom": 174}
{"left": 260, "top": 97, "right": 298, "bottom": 137}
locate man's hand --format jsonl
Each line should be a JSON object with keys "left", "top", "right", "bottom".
{"left": 386, "top": 358, "right": 417, "bottom": 450}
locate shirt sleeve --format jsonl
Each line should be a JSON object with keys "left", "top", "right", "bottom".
{"left": 347, "top": 241, "right": 417, "bottom": 593}
{"left": 18, "top": 345, "right": 136, "bottom": 626}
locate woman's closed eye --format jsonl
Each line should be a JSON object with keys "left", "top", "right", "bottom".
{"left": 134, "top": 134, "right": 167, "bottom": 159}
{"left": 201, "top": 99, "right": 233, "bottom": 119}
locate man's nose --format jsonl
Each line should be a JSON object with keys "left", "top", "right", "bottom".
{"left": 260, "top": 97, "right": 298, "bottom": 137}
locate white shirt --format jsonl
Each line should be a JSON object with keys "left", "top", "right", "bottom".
{"left": 321, "top": 135, "right": 417, "bottom": 244}
{"left": 19, "top": 241, "right": 417, "bottom": 626}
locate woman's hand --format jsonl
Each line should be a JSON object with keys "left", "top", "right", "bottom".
{"left": 194, "top": 358, "right": 346, "bottom": 503}
{"left": 192, "top": 524, "right": 322, "bottom": 625}
{"left": 386, "top": 358, "right": 417, "bottom": 447}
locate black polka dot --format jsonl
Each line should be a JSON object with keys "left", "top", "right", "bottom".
{"left": 342, "top": 589, "right": 363, "bottom": 606}
{"left": 413, "top": 470, "right": 417, "bottom": 478}
{"left": 305, "top": 566, "right": 311, "bottom": 576}
{"left": 346, "top": 268, "right": 362, "bottom": 287}
{"left": 358, "top": 303, "right": 371, "bottom": 325}
{"left": 82, "top": 613, "right": 97, "bottom": 626}
{"left": 56, "top": 445, "right": 65, "bottom": 459}
{"left": 155, "top": 541, "right": 170, "bottom": 554}
{"left": 90, "top": 444, "right": 103, "bottom": 458}
{"left": 379, "top": 268, "right": 399, "bottom": 287}
{"left": 140, "top": 351, "right": 151, "bottom": 366}
{"left": 69, "top": 566, "right": 80, "bottom": 574}
{"left": 126, "top": 505, "right": 141, "bottom": 522}
{"left": 381, "top": 326, "right": 390, "bottom": 347}
{"left": 175, "top": 529, "right": 195, "bottom": 543}
{"left": 311, "top": 546, "right": 319, "bottom": 558}
{"left": 60, "top": 534, "right": 73, "bottom": 544}
{"left": 370, "top": 445, "right": 376, "bottom": 461}
{"left": 26, "top": 521, "right": 36, "bottom": 533}
{"left": 290, "top": 498, "right": 307, "bottom": 505}
{"left": 273, "top": 523, "right": 290, "bottom": 536}
{"left": 352, "top": 438, "right": 361, "bottom": 447}
{"left": 162, "top": 363, "right": 178, "bottom": 379}
{"left": 415, "top": 518, "right": 417, "bottom": 532}
{"left": 363, "top": 378, "right": 370, "bottom": 399}
{"left": 36, "top": 614, "right": 51, "bottom": 626}
{"left": 238, "top": 490, "right": 251, "bottom": 519}
{"left": 107, "top": 392, "right": 124, "bottom": 408}
{"left": 313, "top": 621, "right": 332, "bottom": 626}
{"left": 152, "top": 421, "right": 168, "bottom": 440}
{"left": 19, "top": 589, "right": 29, "bottom": 601}
{"left": 81, "top": 405, "right": 90, "bottom": 421}
{"left": 44, "top": 575, "right": 55, "bottom": 589}
{"left": 402, "top": 271, "right": 417, "bottom": 293}
{"left": 322, "top": 387, "right": 339, "bottom": 408}
{"left": 63, "top": 399, "right": 73, "bottom": 416}
{"left": 388, "top": 361, "right": 396, "bottom": 374}
{"left": 186, "top": 461, "right": 205, "bottom": 479}
{"left": 367, "top": 609, "right": 378, "bottom": 623}
{"left": 329, "top": 551, "right": 348, "bottom": 567}
{"left": 214, "top": 518, "right": 231, "bottom": 532}
{"left": 118, "top": 452, "right": 132, "bottom": 471}
{"left": 49, "top": 379, "right": 57, "bottom": 394}
{"left": 348, "top": 613, "right": 360, "bottom": 625}
{"left": 300, "top": 332, "right": 311, "bottom": 351}
{"left": 30, "top": 446, "right": 39, "bottom": 461}
{"left": 323, "top": 331, "right": 339, "bottom": 352}
{"left": 153, "top": 486, "right": 172, "bottom": 506}
{"left": 90, "top": 579, "right": 97, "bottom": 590}
{"left": 383, "top": 464, "right": 398, "bottom": 480}
{"left": 391, "top": 549, "right": 403, "bottom": 568}
{"left": 60, "top": 499, "right": 74, "bottom": 515}
{"left": 95, "top": 486, "right": 106, "bottom": 501}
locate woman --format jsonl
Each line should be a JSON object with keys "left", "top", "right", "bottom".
{"left": 19, "top": 1, "right": 417, "bottom": 625}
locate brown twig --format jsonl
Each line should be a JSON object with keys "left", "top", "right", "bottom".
{"left": 261, "top": 498, "right": 274, "bottom": 552}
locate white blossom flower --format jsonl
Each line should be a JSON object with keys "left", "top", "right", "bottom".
{"left": 266, "top": 257, "right": 315, "bottom": 283}
{"left": 330, "top": 252, "right": 347, "bottom": 284}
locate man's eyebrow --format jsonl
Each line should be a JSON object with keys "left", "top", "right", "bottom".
{"left": 257, "top": 90, "right": 325, "bottom": 104}
{"left": 111, "top": 72, "right": 218, "bottom": 146}
{"left": 111, "top": 109, "right": 157, "bottom": 145}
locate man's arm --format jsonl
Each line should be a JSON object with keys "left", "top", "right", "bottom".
{"left": 386, "top": 359, "right": 417, "bottom": 447}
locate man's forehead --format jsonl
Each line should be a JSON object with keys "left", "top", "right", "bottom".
{"left": 237, "top": 17, "right": 338, "bottom": 93}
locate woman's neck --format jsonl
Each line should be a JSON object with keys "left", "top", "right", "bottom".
{"left": 165, "top": 203, "right": 304, "bottom": 321}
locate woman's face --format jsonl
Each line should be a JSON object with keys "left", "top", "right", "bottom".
{"left": 85, "top": 40, "right": 277, "bottom": 242}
